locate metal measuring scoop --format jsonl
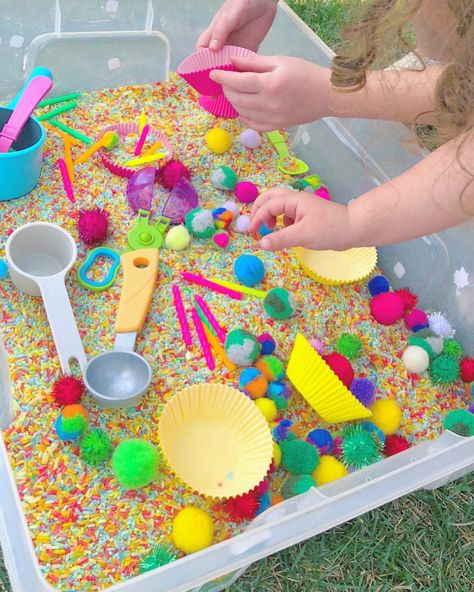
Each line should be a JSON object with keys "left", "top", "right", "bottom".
{"left": 83, "top": 248, "right": 159, "bottom": 408}
{"left": 266, "top": 130, "right": 309, "bottom": 176}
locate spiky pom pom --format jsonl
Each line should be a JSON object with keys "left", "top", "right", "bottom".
{"left": 112, "top": 439, "right": 161, "bottom": 490}
{"left": 159, "top": 159, "right": 191, "bottom": 189}
{"left": 322, "top": 352, "right": 354, "bottom": 387}
{"left": 442, "top": 338, "right": 464, "bottom": 360}
{"left": 336, "top": 334, "right": 362, "bottom": 360}
{"left": 384, "top": 434, "right": 411, "bottom": 456}
{"left": 460, "top": 358, "right": 474, "bottom": 382}
{"left": 429, "top": 355, "right": 460, "bottom": 384}
{"left": 341, "top": 425, "right": 382, "bottom": 469}
{"left": 224, "top": 490, "right": 259, "bottom": 523}
{"left": 395, "top": 288, "right": 418, "bottom": 311}
{"left": 443, "top": 409, "right": 474, "bottom": 437}
{"left": 281, "top": 475, "right": 316, "bottom": 499}
{"left": 281, "top": 439, "right": 319, "bottom": 474}
{"left": 78, "top": 207, "right": 109, "bottom": 245}
{"left": 80, "top": 429, "right": 113, "bottom": 466}
{"left": 367, "top": 275, "right": 390, "bottom": 296}
{"left": 350, "top": 378, "right": 376, "bottom": 407}
{"left": 51, "top": 375, "right": 84, "bottom": 406}
{"left": 428, "top": 312, "right": 455, "bottom": 339}
{"left": 139, "top": 545, "right": 176, "bottom": 574}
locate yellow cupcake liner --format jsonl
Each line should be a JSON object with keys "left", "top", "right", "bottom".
{"left": 287, "top": 334, "right": 372, "bottom": 423}
{"left": 158, "top": 383, "right": 273, "bottom": 499}
{"left": 294, "top": 246, "right": 377, "bottom": 285}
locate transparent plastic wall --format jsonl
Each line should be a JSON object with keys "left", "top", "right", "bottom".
{"left": 0, "top": 0, "right": 472, "bottom": 349}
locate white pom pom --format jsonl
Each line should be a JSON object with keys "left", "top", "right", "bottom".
{"left": 428, "top": 312, "right": 455, "bottom": 339}
{"left": 222, "top": 200, "right": 240, "bottom": 218}
{"left": 425, "top": 336, "right": 444, "bottom": 355}
{"left": 234, "top": 214, "right": 250, "bottom": 233}
{"left": 402, "top": 345, "right": 430, "bottom": 373}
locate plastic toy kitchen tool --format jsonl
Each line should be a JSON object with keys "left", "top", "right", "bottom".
{"left": 5, "top": 222, "right": 87, "bottom": 373}
{"left": 127, "top": 210, "right": 170, "bottom": 250}
{"left": 266, "top": 130, "right": 309, "bottom": 176}
{"left": 83, "top": 248, "right": 159, "bottom": 408}
{"left": 77, "top": 247, "right": 121, "bottom": 292}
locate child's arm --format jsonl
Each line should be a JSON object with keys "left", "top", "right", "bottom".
{"left": 248, "top": 132, "right": 473, "bottom": 250}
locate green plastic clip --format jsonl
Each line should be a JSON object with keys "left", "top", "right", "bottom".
{"left": 127, "top": 210, "right": 171, "bottom": 251}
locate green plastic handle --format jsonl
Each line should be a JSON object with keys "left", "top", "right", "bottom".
{"left": 266, "top": 131, "right": 290, "bottom": 159}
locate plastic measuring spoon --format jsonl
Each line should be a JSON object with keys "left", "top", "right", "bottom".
{"left": 7, "top": 67, "right": 53, "bottom": 109}
{"left": 266, "top": 130, "right": 309, "bottom": 176}
{"left": 0, "top": 75, "right": 52, "bottom": 153}
{"left": 83, "top": 248, "right": 159, "bottom": 408}
{"left": 5, "top": 222, "right": 87, "bottom": 374}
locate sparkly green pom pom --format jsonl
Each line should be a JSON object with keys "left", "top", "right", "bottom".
{"left": 341, "top": 425, "right": 382, "bottom": 469}
{"left": 80, "top": 429, "right": 113, "bottom": 466}
{"left": 139, "top": 545, "right": 176, "bottom": 574}
{"left": 336, "top": 334, "right": 362, "bottom": 360}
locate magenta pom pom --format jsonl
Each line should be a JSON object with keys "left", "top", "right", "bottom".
{"left": 234, "top": 181, "right": 259, "bottom": 203}
{"left": 78, "top": 208, "right": 109, "bottom": 245}
{"left": 370, "top": 292, "right": 405, "bottom": 325}
{"left": 404, "top": 308, "right": 429, "bottom": 330}
{"left": 159, "top": 160, "right": 191, "bottom": 189}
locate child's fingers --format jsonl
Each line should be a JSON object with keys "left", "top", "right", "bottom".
{"left": 249, "top": 194, "right": 298, "bottom": 234}
{"left": 196, "top": 28, "right": 212, "bottom": 50}
{"left": 251, "top": 188, "right": 289, "bottom": 217}
{"left": 205, "top": 4, "right": 245, "bottom": 50}
{"left": 210, "top": 70, "right": 260, "bottom": 93}
{"left": 260, "top": 223, "right": 303, "bottom": 251}
{"left": 231, "top": 55, "right": 276, "bottom": 73}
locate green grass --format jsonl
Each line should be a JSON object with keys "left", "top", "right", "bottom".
{"left": 0, "top": 3, "right": 472, "bottom": 592}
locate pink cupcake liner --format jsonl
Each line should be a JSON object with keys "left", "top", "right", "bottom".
{"left": 177, "top": 45, "right": 256, "bottom": 96}
{"left": 99, "top": 123, "right": 173, "bottom": 179}
{"left": 198, "top": 94, "right": 239, "bottom": 119}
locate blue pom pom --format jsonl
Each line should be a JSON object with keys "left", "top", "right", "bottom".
{"left": 267, "top": 381, "right": 291, "bottom": 400}
{"left": 413, "top": 324, "right": 429, "bottom": 333}
{"left": 0, "top": 259, "right": 8, "bottom": 280}
{"left": 306, "top": 428, "right": 333, "bottom": 454}
{"left": 368, "top": 275, "right": 390, "bottom": 296}
{"left": 258, "top": 223, "right": 274, "bottom": 237}
{"left": 272, "top": 418, "right": 294, "bottom": 442}
{"left": 257, "top": 332, "right": 276, "bottom": 355}
{"left": 256, "top": 492, "right": 271, "bottom": 515}
{"left": 234, "top": 254, "right": 266, "bottom": 287}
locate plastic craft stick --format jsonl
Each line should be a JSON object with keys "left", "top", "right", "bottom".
{"left": 192, "top": 307, "right": 215, "bottom": 371}
{"left": 73, "top": 132, "right": 116, "bottom": 166}
{"left": 37, "top": 101, "right": 78, "bottom": 121}
{"left": 48, "top": 119, "right": 92, "bottom": 144}
{"left": 134, "top": 123, "right": 150, "bottom": 156}
{"left": 202, "top": 324, "right": 236, "bottom": 372}
{"left": 123, "top": 152, "right": 168, "bottom": 167}
{"left": 43, "top": 123, "right": 82, "bottom": 146}
{"left": 209, "top": 278, "right": 267, "bottom": 299}
{"left": 172, "top": 284, "right": 192, "bottom": 347}
{"left": 58, "top": 158, "right": 75, "bottom": 203}
{"left": 194, "top": 294, "right": 227, "bottom": 343}
{"left": 181, "top": 272, "right": 243, "bottom": 301}
{"left": 39, "top": 93, "right": 82, "bottom": 108}
{"left": 142, "top": 140, "right": 164, "bottom": 156}
{"left": 138, "top": 111, "right": 147, "bottom": 135}
{"left": 63, "top": 138, "right": 75, "bottom": 183}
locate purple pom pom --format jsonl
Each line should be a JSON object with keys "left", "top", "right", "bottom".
{"left": 350, "top": 378, "right": 376, "bottom": 407}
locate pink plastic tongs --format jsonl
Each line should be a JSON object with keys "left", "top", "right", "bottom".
{"left": 0, "top": 75, "right": 52, "bottom": 153}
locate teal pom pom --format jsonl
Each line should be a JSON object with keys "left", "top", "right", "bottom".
{"left": 139, "top": 545, "right": 176, "bottom": 574}
{"left": 281, "top": 439, "right": 319, "bottom": 475}
{"left": 112, "top": 439, "right": 161, "bottom": 490}
{"left": 80, "top": 429, "right": 113, "bottom": 466}
{"left": 184, "top": 207, "right": 215, "bottom": 238}
{"left": 442, "top": 338, "right": 464, "bottom": 360}
{"left": 341, "top": 425, "right": 382, "bottom": 469}
{"left": 443, "top": 409, "right": 474, "bottom": 437}
{"left": 225, "top": 329, "right": 260, "bottom": 367}
{"left": 267, "top": 392, "right": 288, "bottom": 410}
{"left": 429, "top": 355, "right": 460, "bottom": 384}
{"left": 281, "top": 475, "right": 316, "bottom": 499}
{"left": 263, "top": 288, "right": 297, "bottom": 320}
{"left": 336, "top": 334, "right": 362, "bottom": 360}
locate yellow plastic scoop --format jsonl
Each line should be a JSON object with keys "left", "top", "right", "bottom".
{"left": 267, "top": 130, "right": 309, "bottom": 176}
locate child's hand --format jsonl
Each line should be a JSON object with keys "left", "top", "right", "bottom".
{"left": 196, "top": 0, "right": 278, "bottom": 52}
{"left": 210, "top": 56, "right": 330, "bottom": 131}
{"left": 249, "top": 188, "right": 352, "bottom": 251}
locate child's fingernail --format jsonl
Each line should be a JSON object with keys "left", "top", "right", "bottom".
{"left": 210, "top": 39, "right": 219, "bottom": 50}
{"left": 260, "top": 238, "right": 270, "bottom": 249}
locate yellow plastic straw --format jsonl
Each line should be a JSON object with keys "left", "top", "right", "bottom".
{"left": 123, "top": 152, "right": 168, "bottom": 167}
{"left": 202, "top": 325, "right": 236, "bottom": 372}
{"left": 142, "top": 140, "right": 164, "bottom": 156}
{"left": 208, "top": 278, "right": 267, "bottom": 299}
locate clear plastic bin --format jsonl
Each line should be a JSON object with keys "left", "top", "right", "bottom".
{"left": 0, "top": 2, "right": 473, "bottom": 592}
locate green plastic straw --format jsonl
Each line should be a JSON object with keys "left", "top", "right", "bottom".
{"left": 37, "top": 101, "right": 78, "bottom": 121}
{"left": 38, "top": 93, "right": 82, "bottom": 108}
{"left": 194, "top": 301, "right": 216, "bottom": 336}
{"left": 47, "top": 119, "right": 92, "bottom": 144}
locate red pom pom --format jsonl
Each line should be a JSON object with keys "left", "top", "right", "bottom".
{"left": 460, "top": 358, "right": 474, "bottom": 382}
{"left": 370, "top": 292, "right": 405, "bottom": 325}
{"left": 159, "top": 160, "right": 191, "bottom": 189}
{"left": 52, "top": 376, "right": 84, "bottom": 406}
{"left": 78, "top": 208, "right": 109, "bottom": 245}
{"left": 322, "top": 352, "right": 354, "bottom": 387}
{"left": 404, "top": 308, "right": 429, "bottom": 330}
{"left": 384, "top": 434, "right": 411, "bottom": 456}
{"left": 224, "top": 491, "right": 259, "bottom": 523}
{"left": 396, "top": 288, "right": 418, "bottom": 311}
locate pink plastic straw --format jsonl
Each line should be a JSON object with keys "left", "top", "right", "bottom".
{"left": 172, "top": 284, "right": 192, "bottom": 347}
{"left": 181, "top": 272, "right": 243, "bottom": 301}
{"left": 194, "top": 294, "right": 227, "bottom": 343}
{"left": 58, "top": 158, "right": 75, "bottom": 203}
{"left": 134, "top": 123, "right": 150, "bottom": 156}
{"left": 192, "top": 307, "right": 215, "bottom": 370}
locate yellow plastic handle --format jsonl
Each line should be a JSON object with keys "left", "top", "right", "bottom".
{"left": 115, "top": 248, "right": 159, "bottom": 334}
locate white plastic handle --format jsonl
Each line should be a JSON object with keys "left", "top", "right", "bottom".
{"left": 0, "top": 339, "right": 13, "bottom": 430}
{"left": 37, "top": 275, "right": 87, "bottom": 374}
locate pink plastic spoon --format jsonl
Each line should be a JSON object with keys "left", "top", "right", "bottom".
{"left": 0, "top": 75, "right": 52, "bottom": 153}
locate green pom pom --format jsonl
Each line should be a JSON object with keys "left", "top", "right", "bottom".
{"left": 336, "top": 334, "right": 362, "bottom": 360}
{"left": 263, "top": 288, "right": 297, "bottom": 320}
{"left": 61, "top": 415, "right": 88, "bottom": 435}
{"left": 184, "top": 207, "right": 215, "bottom": 238}
{"left": 112, "top": 439, "right": 161, "bottom": 490}
{"left": 442, "top": 338, "right": 464, "bottom": 360}
{"left": 80, "top": 429, "right": 113, "bottom": 466}
{"left": 225, "top": 329, "right": 260, "bottom": 367}
{"left": 341, "top": 425, "right": 382, "bottom": 469}
{"left": 429, "top": 355, "right": 460, "bottom": 384}
{"left": 267, "top": 393, "right": 288, "bottom": 410}
{"left": 281, "top": 475, "right": 316, "bottom": 499}
{"left": 408, "top": 336, "right": 435, "bottom": 359}
{"left": 443, "top": 409, "right": 474, "bottom": 437}
{"left": 139, "top": 545, "right": 176, "bottom": 574}
{"left": 281, "top": 439, "right": 319, "bottom": 475}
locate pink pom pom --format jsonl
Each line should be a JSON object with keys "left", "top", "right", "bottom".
{"left": 404, "top": 308, "right": 429, "bottom": 330}
{"left": 159, "top": 159, "right": 191, "bottom": 189}
{"left": 370, "top": 292, "right": 405, "bottom": 325}
{"left": 78, "top": 208, "right": 109, "bottom": 245}
{"left": 235, "top": 181, "right": 259, "bottom": 203}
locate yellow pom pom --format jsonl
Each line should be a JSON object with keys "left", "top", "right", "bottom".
{"left": 273, "top": 442, "right": 281, "bottom": 467}
{"left": 206, "top": 128, "right": 232, "bottom": 154}
{"left": 254, "top": 398, "right": 277, "bottom": 423}
{"left": 312, "top": 455, "right": 348, "bottom": 485}
{"left": 172, "top": 507, "right": 214, "bottom": 554}
{"left": 369, "top": 399, "right": 402, "bottom": 435}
